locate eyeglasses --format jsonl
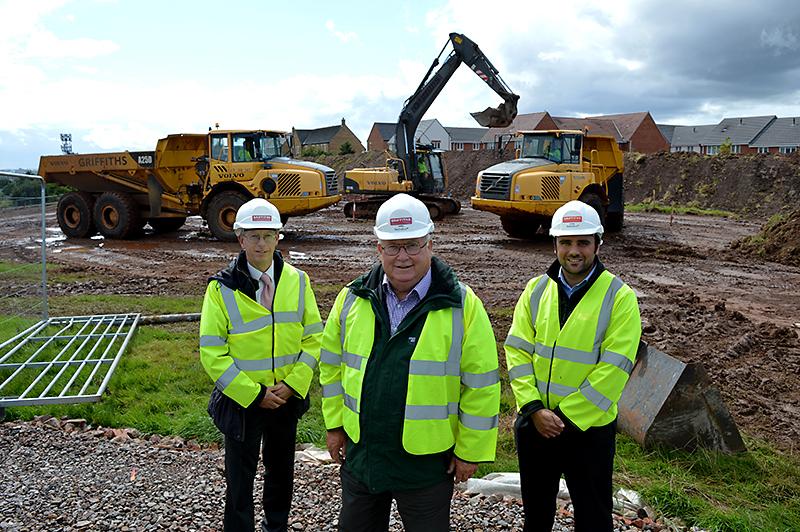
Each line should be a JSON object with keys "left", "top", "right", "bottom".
{"left": 381, "top": 241, "right": 427, "bottom": 256}
{"left": 244, "top": 232, "right": 279, "bottom": 243}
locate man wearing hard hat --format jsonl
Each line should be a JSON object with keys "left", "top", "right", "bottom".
{"left": 320, "top": 193, "right": 500, "bottom": 532}
{"left": 199, "top": 198, "right": 323, "bottom": 532}
{"left": 504, "top": 200, "right": 641, "bottom": 532}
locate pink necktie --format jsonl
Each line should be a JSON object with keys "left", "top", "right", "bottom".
{"left": 260, "top": 273, "right": 274, "bottom": 310}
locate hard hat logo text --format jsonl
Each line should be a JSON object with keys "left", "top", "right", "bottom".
{"left": 390, "top": 217, "right": 412, "bottom": 226}
{"left": 563, "top": 216, "right": 582, "bottom": 223}
{"left": 252, "top": 215, "right": 273, "bottom": 222}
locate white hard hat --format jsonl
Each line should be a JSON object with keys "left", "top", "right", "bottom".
{"left": 373, "top": 194, "right": 434, "bottom": 240}
{"left": 549, "top": 200, "right": 604, "bottom": 238}
{"left": 233, "top": 198, "right": 283, "bottom": 231}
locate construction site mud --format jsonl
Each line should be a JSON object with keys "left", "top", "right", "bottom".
{"left": 3, "top": 197, "right": 799, "bottom": 453}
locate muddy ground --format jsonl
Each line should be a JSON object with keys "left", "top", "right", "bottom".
{"left": 2, "top": 197, "right": 799, "bottom": 452}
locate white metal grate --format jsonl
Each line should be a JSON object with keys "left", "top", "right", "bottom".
{"left": 0, "top": 313, "right": 140, "bottom": 408}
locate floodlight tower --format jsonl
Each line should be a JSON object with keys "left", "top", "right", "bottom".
{"left": 60, "top": 133, "right": 73, "bottom": 155}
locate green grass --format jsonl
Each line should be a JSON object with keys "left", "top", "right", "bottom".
{"left": 3, "top": 268, "right": 800, "bottom": 530}
{"left": 626, "top": 202, "right": 738, "bottom": 218}
{"left": 615, "top": 436, "right": 800, "bottom": 531}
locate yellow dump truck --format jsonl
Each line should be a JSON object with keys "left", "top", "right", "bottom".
{"left": 39, "top": 129, "right": 341, "bottom": 241}
{"left": 471, "top": 129, "right": 625, "bottom": 237}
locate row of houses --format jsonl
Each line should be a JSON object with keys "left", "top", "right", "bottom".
{"left": 291, "top": 112, "right": 800, "bottom": 156}
{"left": 660, "top": 116, "right": 800, "bottom": 154}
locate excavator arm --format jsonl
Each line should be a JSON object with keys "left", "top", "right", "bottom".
{"left": 395, "top": 32, "right": 519, "bottom": 183}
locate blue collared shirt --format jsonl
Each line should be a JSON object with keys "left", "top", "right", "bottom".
{"left": 558, "top": 263, "right": 597, "bottom": 299}
{"left": 382, "top": 268, "right": 432, "bottom": 335}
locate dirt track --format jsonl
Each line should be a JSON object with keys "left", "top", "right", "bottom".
{"left": 2, "top": 203, "right": 799, "bottom": 451}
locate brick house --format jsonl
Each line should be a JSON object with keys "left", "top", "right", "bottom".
{"left": 445, "top": 126, "right": 489, "bottom": 151}
{"left": 749, "top": 117, "right": 800, "bottom": 154}
{"left": 551, "top": 112, "right": 669, "bottom": 153}
{"left": 291, "top": 118, "right": 365, "bottom": 156}
{"left": 659, "top": 116, "right": 799, "bottom": 154}
{"left": 480, "top": 111, "right": 559, "bottom": 150}
{"left": 662, "top": 125, "right": 716, "bottom": 153}
{"left": 700, "top": 116, "right": 777, "bottom": 155}
{"left": 365, "top": 123, "right": 396, "bottom": 151}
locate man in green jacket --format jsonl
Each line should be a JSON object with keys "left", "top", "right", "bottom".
{"left": 504, "top": 200, "right": 641, "bottom": 532}
{"left": 320, "top": 193, "right": 500, "bottom": 532}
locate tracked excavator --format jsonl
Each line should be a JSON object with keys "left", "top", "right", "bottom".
{"left": 343, "top": 32, "right": 519, "bottom": 220}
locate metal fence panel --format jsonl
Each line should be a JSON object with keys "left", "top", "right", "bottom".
{"left": 0, "top": 314, "right": 140, "bottom": 407}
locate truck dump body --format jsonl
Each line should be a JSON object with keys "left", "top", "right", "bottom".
{"left": 39, "top": 130, "right": 340, "bottom": 241}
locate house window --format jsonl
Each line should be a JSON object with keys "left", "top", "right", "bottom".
{"left": 432, "top": 140, "right": 441, "bottom": 148}
{"left": 454, "top": 143, "right": 464, "bottom": 151}
{"left": 780, "top": 147, "right": 797, "bottom": 153}
{"left": 758, "top": 147, "right": 770, "bottom": 154}
{"left": 730, "top": 145, "right": 740, "bottom": 154}
{"left": 706, "top": 146, "right": 719, "bottom": 155}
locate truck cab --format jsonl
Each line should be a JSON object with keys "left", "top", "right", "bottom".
{"left": 471, "top": 130, "right": 625, "bottom": 237}
{"left": 196, "top": 129, "right": 341, "bottom": 240}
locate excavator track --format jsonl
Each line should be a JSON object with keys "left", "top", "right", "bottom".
{"left": 343, "top": 195, "right": 461, "bottom": 221}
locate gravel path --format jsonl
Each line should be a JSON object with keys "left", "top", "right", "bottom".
{"left": 1, "top": 418, "right": 688, "bottom": 532}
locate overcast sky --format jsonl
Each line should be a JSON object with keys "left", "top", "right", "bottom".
{"left": 2, "top": 0, "right": 799, "bottom": 170}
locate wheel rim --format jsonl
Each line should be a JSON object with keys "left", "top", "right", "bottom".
{"left": 218, "top": 205, "right": 238, "bottom": 232}
{"left": 100, "top": 206, "right": 120, "bottom": 229}
{"left": 63, "top": 205, "right": 81, "bottom": 228}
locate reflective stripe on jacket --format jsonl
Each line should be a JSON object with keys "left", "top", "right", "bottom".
{"left": 504, "top": 269, "right": 641, "bottom": 431}
{"left": 200, "top": 262, "right": 323, "bottom": 407}
{"left": 320, "top": 278, "right": 500, "bottom": 463}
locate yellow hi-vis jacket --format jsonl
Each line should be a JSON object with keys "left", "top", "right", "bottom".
{"left": 200, "top": 253, "right": 323, "bottom": 407}
{"left": 504, "top": 268, "right": 641, "bottom": 432}
{"left": 319, "top": 270, "right": 500, "bottom": 463}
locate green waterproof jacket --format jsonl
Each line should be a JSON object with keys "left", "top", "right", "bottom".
{"left": 320, "top": 256, "right": 500, "bottom": 488}
{"left": 504, "top": 259, "right": 641, "bottom": 431}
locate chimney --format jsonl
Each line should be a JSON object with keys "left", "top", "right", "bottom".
{"left": 342, "top": 118, "right": 346, "bottom": 126}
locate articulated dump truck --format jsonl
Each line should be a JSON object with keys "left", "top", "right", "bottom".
{"left": 471, "top": 130, "right": 625, "bottom": 238}
{"left": 39, "top": 129, "right": 341, "bottom": 241}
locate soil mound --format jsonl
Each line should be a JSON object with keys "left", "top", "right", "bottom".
{"left": 623, "top": 151, "right": 800, "bottom": 218}
{"left": 731, "top": 208, "right": 800, "bottom": 266}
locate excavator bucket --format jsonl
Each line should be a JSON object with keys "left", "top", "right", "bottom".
{"left": 617, "top": 342, "right": 746, "bottom": 454}
{"left": 470, "top": 97, "right": 519, "bottom": 128}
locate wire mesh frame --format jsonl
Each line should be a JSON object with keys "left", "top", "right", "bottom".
{"left": 0, "top": 313, "right": 140, "bottom": 407}
{"left": 0, "top": 173, "right": 137, "bottom": 414}
{"left": 0, "top": 171, "right": 47, "bottom": 324}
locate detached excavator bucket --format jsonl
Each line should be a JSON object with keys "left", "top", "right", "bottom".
{"left": 617, "top": 342, "right": 746, "bottom": 454}
{"left": 470, "top": 97, "right": 519, "bottom": 128}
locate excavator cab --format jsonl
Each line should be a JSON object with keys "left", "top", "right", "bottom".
{"left": 414, "top": 148, "right": 446, "bottom": 194}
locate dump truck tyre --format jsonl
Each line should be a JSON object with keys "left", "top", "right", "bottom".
{"left": 94, "top": 191, "right": 142, "bottom": 239}
{"left": 57, "top": 191, "right": 97, "bottom": 238}
{"left": 148, "top": 217, "right": 186, "bottom": 233}
{"left": 580, "top": 194, "right": 606, "bottom": 226}
{"left": 605, "top": 211, "right": 624, "bottom": 232}
{"left": 207, "top": 191, "right": 250, "bottom": 242}
{"left": 501, "top": 216, "right": 541, "bottom": 239}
